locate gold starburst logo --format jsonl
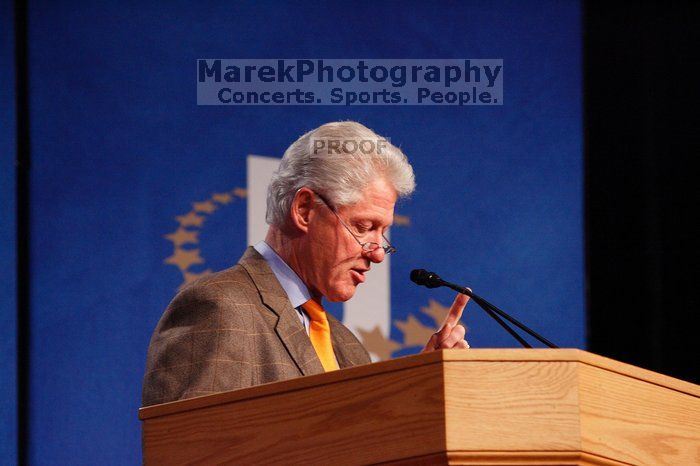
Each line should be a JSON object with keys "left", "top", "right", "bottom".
{"left": 358, "top": 299, "right": 464, "bottom": 360}
{"left": 162, "top": 193, "right": 456, "bottom": 360}
{"left": 163, "top": 188, "right": 247, "bottom": 287}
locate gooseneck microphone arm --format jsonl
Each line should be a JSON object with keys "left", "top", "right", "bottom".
{"left": 441, "top": 281, "right": 557, "bottom": 348}
{"left": 474, "top": 302, "right": 532, "bottom": 348}
{"left": 410, "top": 269, "right": 558, "bottom": 349}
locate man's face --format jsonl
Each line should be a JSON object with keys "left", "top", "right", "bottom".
{"left": 302, "top": 178, "right": 397, "bottom": 302}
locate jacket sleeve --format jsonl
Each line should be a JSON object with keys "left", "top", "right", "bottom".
{"left": 141, "top": 282, "right": 254, "bottom": 406}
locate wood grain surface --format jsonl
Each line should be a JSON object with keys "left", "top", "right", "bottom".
{"left": 143, "top": 361, "right": 447, "bottom": 464}
{"left": 141, "top": 349, "right": 700, "bottom": 465}
{"left": 378, "top": 450, "right": 630, "bottom": 465}
{"left": 444, "top": 361, "right": 580, "bottom": 451}
{"left": 579, "top": 363, "right": 700, "bottom": 465}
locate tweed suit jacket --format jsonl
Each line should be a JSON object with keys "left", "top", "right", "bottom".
{"left": 142, "top": 246, "right": 371, "bottom": 407}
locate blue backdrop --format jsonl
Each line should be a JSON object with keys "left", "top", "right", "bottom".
{"left": 4, "top": 0, "right": 582, "bottom": 463}
{"left": 1, "top": 1, "right": 17, "bottom": 462}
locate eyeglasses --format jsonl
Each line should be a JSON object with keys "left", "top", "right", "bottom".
{"left": 314, "top": 192, "right": 397, "bottom": 255}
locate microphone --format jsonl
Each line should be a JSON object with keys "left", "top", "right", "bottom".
{"left": 411, "top": 268, "right": 471, "bottom": 296}
{"left": 409, "top": 269, "right": 444, "bottom": 288}
{"left": 410, "top": 269, "right": 558, "bottom": 348}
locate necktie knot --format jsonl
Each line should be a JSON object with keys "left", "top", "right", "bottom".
{"left": 302, "top": 298, "right": 327, "bottom": 323}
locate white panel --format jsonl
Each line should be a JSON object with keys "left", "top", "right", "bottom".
{"left": 342, "top": 251, "right": 391, "bottom": 346}
{"left": 247, "top": 155, "right": 281, "bottom": 245}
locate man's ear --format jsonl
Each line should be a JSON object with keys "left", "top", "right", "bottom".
{"left": 289, "top": 187, "right": 315, "bottom": 233}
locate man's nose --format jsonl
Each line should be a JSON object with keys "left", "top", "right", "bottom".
{"left": 365, "top": 247, "right": 386, "bottom": 263}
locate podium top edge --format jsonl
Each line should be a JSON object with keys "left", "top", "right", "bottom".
{"left": 441, "top": 348, "right": 699, "bottom": 396}
{"left": 139, "top": 349, "right": 698, "bottom": 420}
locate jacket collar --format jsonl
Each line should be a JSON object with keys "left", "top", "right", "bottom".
{"left": 239, "top": 247, "right": 325, "bottom": 376}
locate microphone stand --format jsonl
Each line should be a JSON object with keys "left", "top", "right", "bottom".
{"left": 441, "top": 280, "right": 558, "bottom": 349}
{"left": 476, "top": 301, "right": 532, "bottom": 348}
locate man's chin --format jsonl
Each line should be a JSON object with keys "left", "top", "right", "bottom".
{"left": 324, "top": 284, "right": 358, "bottom": 303}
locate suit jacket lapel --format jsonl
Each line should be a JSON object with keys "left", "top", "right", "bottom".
{"left": 239, "top": 247, "right": 325, "bottom": 376}
{"left": 329, "top": 314, "right": 372, "bottom": 368}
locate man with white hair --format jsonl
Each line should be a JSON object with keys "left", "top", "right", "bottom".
{"left": 142, "top": 121, "right": 469, "bottom": 407}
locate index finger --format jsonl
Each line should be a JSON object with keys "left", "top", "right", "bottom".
{"left": 442, "top": 292, "right": 470, "bottom": 329}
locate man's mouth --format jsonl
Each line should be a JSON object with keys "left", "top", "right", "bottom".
{"left": 350, "top": 268, "right": 369, "bottom": 283}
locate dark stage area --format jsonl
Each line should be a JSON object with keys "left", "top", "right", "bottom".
{"left": 585, "top": 1, "right": 699, "bottom": 384}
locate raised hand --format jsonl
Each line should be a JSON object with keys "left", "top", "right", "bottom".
{"left": 421, "top": 293, "right": 470, "bottom": 352}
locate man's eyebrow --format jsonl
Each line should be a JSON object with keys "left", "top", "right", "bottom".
{"left": 352, "top": 216, "right": 393, "bottom": 228}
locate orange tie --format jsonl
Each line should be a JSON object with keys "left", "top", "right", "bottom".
{"left": 301, "top": 299, "right": 339, "bottom": 372}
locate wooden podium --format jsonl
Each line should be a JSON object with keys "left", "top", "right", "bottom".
{"left": 139, "top": 349, "right": 700, "bottom": 465}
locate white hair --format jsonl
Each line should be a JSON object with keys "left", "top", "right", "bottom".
{"left": 266, "top": 121, "right": 416, "bottom": 226}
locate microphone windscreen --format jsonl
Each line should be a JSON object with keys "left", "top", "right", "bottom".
{"left": 410, "top": 269, "right": 442, "bottom": 288}
{"left": 410, "top": 269, "right": 428, "bottom": 285}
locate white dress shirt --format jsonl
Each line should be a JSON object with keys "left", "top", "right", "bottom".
{"left": 254, "top": 241, "right": 311, "bottom": 334}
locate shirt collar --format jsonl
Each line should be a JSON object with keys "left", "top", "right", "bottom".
{"left": 253, "top": 241, "right": 311, "bottom": 309}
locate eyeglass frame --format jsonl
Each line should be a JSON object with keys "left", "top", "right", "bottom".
{"left": 312, "top": 191, "right": 397, "bottom": 255}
